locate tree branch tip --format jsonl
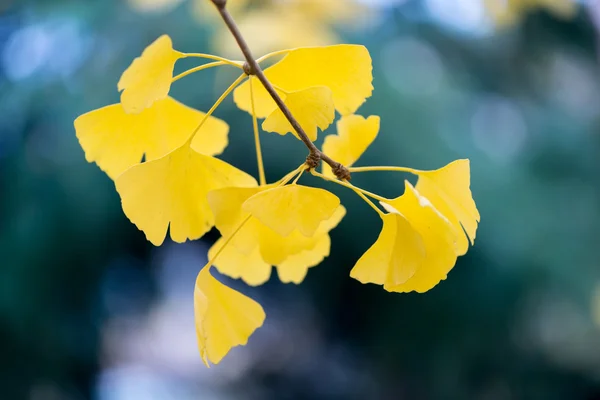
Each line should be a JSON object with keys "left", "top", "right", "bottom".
{"left": 210, "top": 0, "right": 227, "bottom": 9}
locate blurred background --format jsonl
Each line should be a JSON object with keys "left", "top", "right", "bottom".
{"left": 2, "top": 0, "right": 600, "bottom": 398}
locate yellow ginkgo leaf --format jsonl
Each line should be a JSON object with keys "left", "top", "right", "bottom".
{"left": 258, "top": 205, "right": 345, "bottom": 265}
{"left": 209, "top": 238, "right": 272, "bottom": 286}
{"left": 232, "top": 76, "right": 282, "bottom": 119}
{"left": 116, "top": 144, "right": 256, "bottom": 246}
{"left": 262, "top": 86, "right": 335, "bottom": 141}
{"left": 322, "top": 114, "right": 379, "bottom": 177}
{"left": 208, "top": 185, "right": 274, "bottom": 255}
{"left": 415, "top": 159, "right": 479, "bottom": 255}
{"left": 209, "top": 225, "right": 336, "bottom": 286}
{"left": 208, "top": 184, "right": 344, "bottom": 284}
{"left": 233, "top": 44, "right": 373, "bottom": 117}
{"left": 381, "top": 181, "right": 459, "bottom": 293}
{"left": 208, "top": 185, "right": 345, "bottom": 263}
{"left": 74, "top": 97, "right": 229, "bottom": 179}
{"left": 194, "top": 267, "right": 265, "bottom": 366}
{"left": 118, "top": 35, "right": 183, "bottom": 114}
{"left": 350, "top": 211, "right": 425, "bottom": 287}
{"left": 276, "top": 234, "right": 331, "bottom": 284}
{"left": 242, "top": 184, "right": 340, "bottom": 237}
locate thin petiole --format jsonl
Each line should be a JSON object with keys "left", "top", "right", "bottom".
{"left": 291, "top": 169, "right": 304, "bottom": 184}
{"left": 348, "top": 166, "right": 421, "bottom": 174}
{"left": 185, "top": 73, "right": 246, "bottom": 145}
{"left": 271, "top": 83, "right": 288, "bottom": 94}
{"left": 256, "top": 49, "right": 291, "bottom": 63}
{"left": 277, "top": 164, "right": 306, "bottom": 186}
{"left": 311, "top": 170, "right": 389, "bottom": 202}
{"left": 172, "top": 61, "right": 228, "bottom": 82}
{"left": 352, "top": 188, "right": 385, "bottom": 217}
{"left": 200, "top": 214, "right": 252, "bottom": 272}
{"left": 249, "top": 78, "right": 266, "bottom": 185}
{"left": 182, "top": 53, "right": 243, "bottom": 68}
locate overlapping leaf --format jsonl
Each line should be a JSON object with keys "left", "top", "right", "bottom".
{"left": 350, "top": 209, "right": 425, "bottom": 288}
{"left": 262, "top": 86, "right": 335, "bottom": 141}
{"left": 233, "top": 45, "right": 373, "bottom": 139}
{"left": 354, "top": 181, "right": 460, "bottom": 293}
{"left": 322, "top": 114, "right": 379, "bottom": 177}
{"left": 75, "top": 97, "right": 228, "bottom": 179}
{"left": 242, "top": 185, "right": 340, "bottom": 237}
{"left": 116, "top": 144, "right": 256, "bottom": 246}
{"left": 380, "top": 182, "right": 459, "bottom": 292}
{"left": 208, "top": 185, "right": 345, "bottom": 285}
{"left": 414, "top": 159, "right": 480, "bottom": 256}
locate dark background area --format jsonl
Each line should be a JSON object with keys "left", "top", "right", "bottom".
{"left": 2, "top": 0, "right": 600, "bottom": 399}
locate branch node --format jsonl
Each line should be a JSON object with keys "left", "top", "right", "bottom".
{"left": 242, "top": 61, "right": 255, "bottom": 76}
{"left": 305, "top": 152, "right": 321, "bottom": 170}
{"left": 332, "top": 163, "right": 351, "bottom": 181}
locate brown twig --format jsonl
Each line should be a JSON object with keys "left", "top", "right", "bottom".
{"left": 209, "top": 0, "right": 350, "bottom": 180}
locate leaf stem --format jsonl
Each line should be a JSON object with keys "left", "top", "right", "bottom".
{"left": 311, "top": 170, "right": 389, "bottom": 202}
{"left": 249, "top": 78, "right": 266, "bottom": 185}
{"left": 186, "top": 73, "right": 246, "bottom": 145}
{"left": 353, "top": 188, "right": 385, "bottom": 217}
{"left": 277, "top": 164, "right": 306, "bottom": 186}
{"left": 201, "top": 214, "right": 252, "bottom": 272}
{"left": 172, "top": 61, "right": 228, "bottom": 83}
{"left": 209, "top": 0, "right": 350, "bottom": 180}
{"left": 183, "top": 52, "right": 243, "bottom": 68}
{"left": 256, "top": 49, "right": 291, "bottom": 63}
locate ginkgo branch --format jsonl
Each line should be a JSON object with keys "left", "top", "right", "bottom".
{"left": 209, "top": 0, "right": 351, "bottom": 181}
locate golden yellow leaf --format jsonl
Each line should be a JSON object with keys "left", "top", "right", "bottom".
{"left": 381, "top": 181, "right": 459, "bottom": 293}
{"left": 276, "top": 234, "right": 331, "bottom": 284}
{"left": 232, "top": 76, "right": 282, "bottom": 118}
{"left": 262, "top": 86, "right": 335, "bottom": 141}
{"left": 208, "top": 185, "right": 344, "bottom": 284}
{"left": 350, "top": 211, "right": 425, "bottom": 287}
{"left": 115, "top": 144, "right": 256, "bottom": 246}
{"left": 415, "top": 159, "right": 480, "bottom": 256}
{"left": 74, "top": 97, "right": 228, "bottom": 179}
{"left": 242, "top": 184, "right": 340, "bottom": 237}
{"left": 209, "top": 222, "right": 337, "bottom": 286}
{"left": 207, "top": 185, "right": 274, "bottom": 255}
{"left": 233, "top": 44, "right": 373, "bottom": 117}
{"left": 208, "top": 186, "right": 344, "bottom": 259}
{"left": 209, "top": 238, "right": 271, "bottom": 286}
{"left": 258, "top": 205, "right": 345, "bottom": 265}
{"left": 322, "top": 114, "right": 379, "bottom": 177}
{"left": 194, "top": 267, "right": 265, "bottom": 366}
{"left": 118, "top": 35, "right": 182, "bottom": 114}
